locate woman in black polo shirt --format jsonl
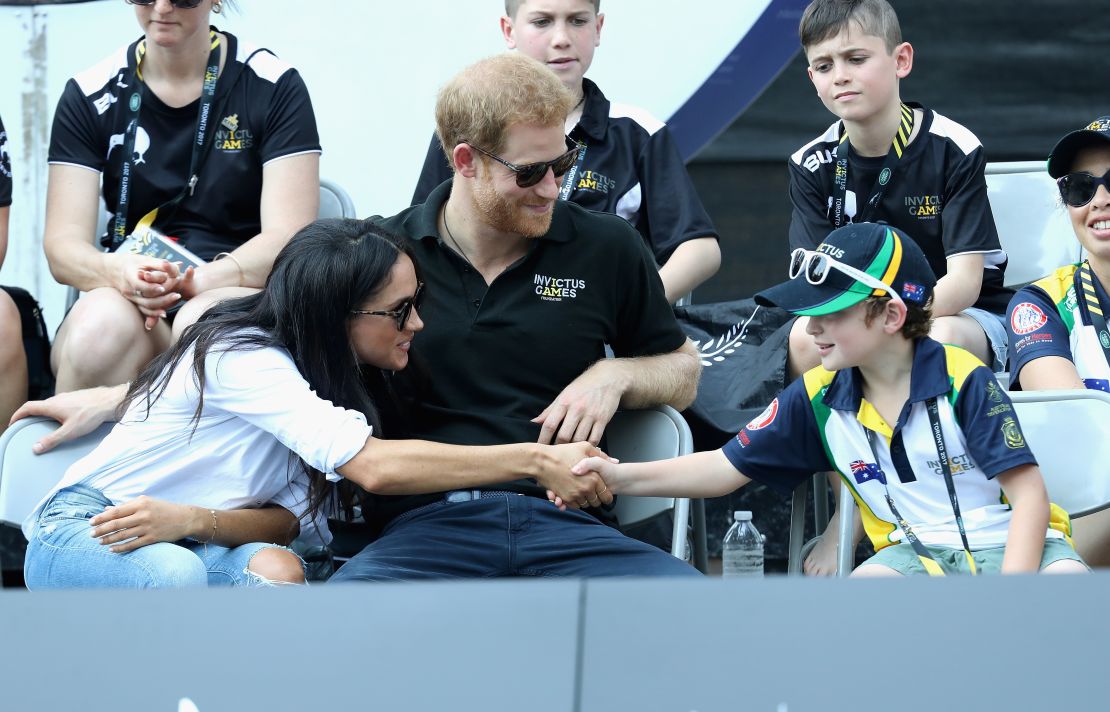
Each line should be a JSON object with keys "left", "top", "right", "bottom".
{"left": 43, "top": 0, "right": 320, "bottom": 394}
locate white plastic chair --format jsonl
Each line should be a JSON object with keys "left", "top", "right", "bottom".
{"left": 0, "top": 417, "right": 111, "bottom": 528}
{"left": 985, "top": 160, "right": 1081, "bottom": 289}
{"left": 1009, "top": 389, "right": 1110, "bottom": 518}
{"left": 605, "top": 406, "right": 700, "bottom": 563}
{"left": 318, "top": 179, "right": 358, "bottom": 220}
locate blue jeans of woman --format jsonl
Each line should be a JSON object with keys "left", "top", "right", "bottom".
{"left": 24, "top": 484, "right": 302, "bottom": 589}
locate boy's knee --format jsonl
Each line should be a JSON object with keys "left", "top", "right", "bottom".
{"left": 929, "top": 315, "right": 989, "bottom": 363}
{"left": 850, "top": 563, "right": 903, "bottom": 578}
{"left": 247, "top": 547, "right": 306, "bottom": 585}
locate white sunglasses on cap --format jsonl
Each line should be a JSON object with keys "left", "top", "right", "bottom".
{"left": 788, "top": 248, "right": 905, "bottom": 307}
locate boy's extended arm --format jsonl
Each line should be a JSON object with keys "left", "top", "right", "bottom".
{"left": 572, "top": 449, "right": 750, "bottom": 499}
{"left": 933, "top": 252, "right": 984, "bottom": 316}
{"left": 996, "top": 463, "right": 1050, "bottom": 573}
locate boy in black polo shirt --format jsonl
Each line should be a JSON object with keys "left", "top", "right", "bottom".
{"left": 574, "top": 223, "right": 1085, "bottom": 576}
{"left": 786, "top": 0, "right": 1009, "bottom": 381}
{"left": 411, "top": 0, "right": 721, "bottom": 303}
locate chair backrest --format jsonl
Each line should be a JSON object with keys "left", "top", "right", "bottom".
{"left": 605, "top": 406, "right": 693, "bottom": 559}
{"left": 0, "top": 417, "right": 112, "bottom": 527}
{"left": 985, "top": 161, "right": 1081, "bottom": 288}
{"left": 1009, "top": 389, "right": 1110, "bottom": 518}
{"left": 318, "top": 179, "right": 357, "bottom": 220}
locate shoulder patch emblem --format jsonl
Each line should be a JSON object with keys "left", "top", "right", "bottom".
{"left": 1001, "top": 416, "right": 1026, "bottom": 449}
{"left": 1011, "top": 302, "right": 1048, "bottom": 335}
{"left": 745, "top": 398, "right": 779, "bottom": 431}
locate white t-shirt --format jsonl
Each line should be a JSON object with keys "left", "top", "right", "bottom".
{"left": 24, "top": 338, "right": 373, "bottom": 546}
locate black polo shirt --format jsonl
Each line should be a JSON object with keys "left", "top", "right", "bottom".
{"left": 788, "top": 103, "right": 1011, "bottom": 313}
{"left": 48, "top": 28, "right": 320, "bottom": 261}
{"left": 366, "top": 180, "right": 687, "bottom": 525}
{"left": 411, "top": 78, "right": 718, "bottom": 265}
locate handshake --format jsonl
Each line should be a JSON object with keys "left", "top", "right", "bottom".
{"left": 536, "top": 441, "right": 623, "bottom": 511}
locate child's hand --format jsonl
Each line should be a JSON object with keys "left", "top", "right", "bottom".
{"left": 571, "top": 455, "right": 619, "bottom": 491}
{"left": 571, "top": 455, "right": 610, "bottom": 474}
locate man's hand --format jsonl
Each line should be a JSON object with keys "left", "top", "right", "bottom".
{"left": 534, "top": 441, "right": 617, "bottom": 510}
{"left": 88, "top": 496, "right": 206, "bottom": 553}
{"left": 9, "top": 384, "right": 127, "bottom": 454}
{"left": 533, "top": 361, "right": 627, "bottom": 445}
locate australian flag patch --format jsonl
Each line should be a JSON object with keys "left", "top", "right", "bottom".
{"left": 902, "top": 282, "right": 927, "bottom": 304}
{"left": 850, "top": 460, "right": 886, "bottom": 485}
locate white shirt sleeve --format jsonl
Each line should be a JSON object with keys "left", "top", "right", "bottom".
{"left": 200, "top": 344, "right": 372, "bottom": 480}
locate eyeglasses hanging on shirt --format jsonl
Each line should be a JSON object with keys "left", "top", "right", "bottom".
{"left": 830, "top": 103, "right": 914, "bottom": 229}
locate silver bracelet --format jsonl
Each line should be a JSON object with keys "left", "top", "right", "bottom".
{"left": 213, "top": 251, "right": 244, "bottom": 287}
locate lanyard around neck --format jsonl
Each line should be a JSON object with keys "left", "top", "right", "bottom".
{"left": 110, "top": 30, "right": 221, "bottom": 250}
{"left": 862, "top": 396, "right": 977, "bottom": 576}
{"left": 1074, "top": 261, "right": 1110, "bottom": 367}
{"left": 831, "top": 103, "right": 914, "bottom": 229}
{"left": 558, "top": 139, "right": 588, "bottom": 202}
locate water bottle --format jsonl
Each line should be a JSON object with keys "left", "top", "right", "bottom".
{"left": 722, "top": 511, "right": 764, "bottom": 577}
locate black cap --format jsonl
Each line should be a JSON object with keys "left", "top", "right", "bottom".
{"left": 1047, "top": 116, "right": 1110, "bottom": 179}
{"left": 756, "top": 222, "right": 936, "bottom": 317}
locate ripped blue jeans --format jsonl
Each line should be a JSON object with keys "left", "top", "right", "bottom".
{"left": 24, "top": 484, "right": 304, "bottom": 589}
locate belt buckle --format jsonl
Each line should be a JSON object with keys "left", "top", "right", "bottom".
{"left": 445, "top": 490, "right": 481, "bottom": 503}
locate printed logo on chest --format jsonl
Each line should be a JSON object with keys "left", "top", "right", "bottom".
{"left": 534, "top": 273, "right": 586, "bottom": 301}
{"left": 214, "top": 113, "right": 253, "bottom": 153}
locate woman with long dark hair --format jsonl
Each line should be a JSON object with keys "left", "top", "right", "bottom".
{"left": 19, "top": 219, "right": 606, "bottom": 588}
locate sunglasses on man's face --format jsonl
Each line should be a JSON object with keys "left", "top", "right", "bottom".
{"left": 466, "top": 137, "right": 580, "bottom": 188}
{"left": 350, "top": 282, "right": 424, "bottom": 331}
{"left": 126, "top": 0, "right": 206, "bottom": 8}
{"left": 1058, "top": 168, "right": 1110, "bottom": 208}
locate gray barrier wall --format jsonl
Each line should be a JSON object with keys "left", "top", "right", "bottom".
{"left": 2, "top": 574, "right": 1106, "bottom": 711}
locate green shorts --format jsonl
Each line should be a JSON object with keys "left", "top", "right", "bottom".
{"left": 860, "top": 537, "right": 1087, "bottom": 575}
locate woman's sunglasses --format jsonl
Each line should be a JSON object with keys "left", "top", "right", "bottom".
{"left": 126, "top": 0, "right": 205, "bottom": 8}
{"left": 466, "top": 137, "right": 580, "bottom": 188}
{"left": 1057, "top": 168, "right": 1110, "bottom": 208}
{"left": 350, "top": 282, "right": 424, "bottom": 331}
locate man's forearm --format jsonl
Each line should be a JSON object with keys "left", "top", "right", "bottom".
{"left": 610, "top": 340, "right": 701, "bottom": 411}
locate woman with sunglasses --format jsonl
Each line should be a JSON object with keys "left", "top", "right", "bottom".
{"left": 41, "top": 0, "right": 320, "bottom": 395}
{"left": 1005, "top": 116, "right": 1110, "bottom": 566}
{"left": 18, "top": 219, "right": 608, "bottom": 589}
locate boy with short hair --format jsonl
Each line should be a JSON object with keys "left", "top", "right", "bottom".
{"left": 574, "top": 222, "right": 1086, "bottom": 575}
{"left": 786, "top": 0, "right": 1010, "bottom": 379}
{"left": 411, "top": 0, "right": 721, "bottom": 303}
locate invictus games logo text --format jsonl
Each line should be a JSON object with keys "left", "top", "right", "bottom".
{"left": 534, "top": 273, "right": 585, "bottom": 301}
{"left": 214, "top": 114, "right": 253, "bottom": 152}
{"left": 906, "top": 193, "right": 943, "bottom": 218}
{"left": 575, "top": 170, "right": 616, "bottom": 194}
